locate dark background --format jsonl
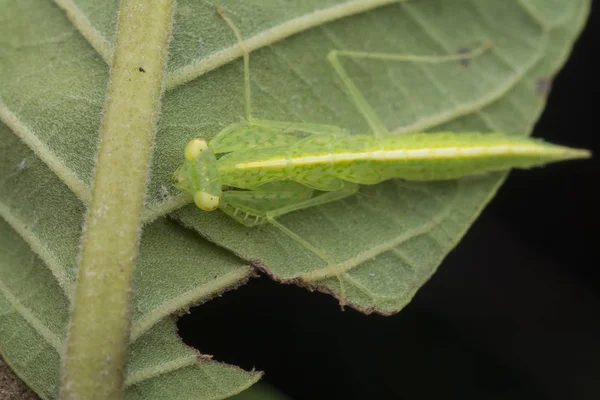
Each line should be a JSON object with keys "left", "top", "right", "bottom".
{"left": 179, "top": 5, "right": 599, "bottom": 400}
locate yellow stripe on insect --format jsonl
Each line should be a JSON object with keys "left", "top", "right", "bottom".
{"left": 233, "top": 145, "right": 569, "bottom": 170}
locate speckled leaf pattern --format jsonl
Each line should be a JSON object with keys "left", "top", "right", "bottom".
{"left": 0, "top": 0, "right": 590, "bottom": 398}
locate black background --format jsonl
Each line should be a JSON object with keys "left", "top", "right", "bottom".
{"left": 178, "top": 4, "right": 599, "bottom": 399}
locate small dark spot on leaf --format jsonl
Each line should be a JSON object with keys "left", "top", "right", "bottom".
{"left": 457, "top": 47, "right": 472, "bottom": 67}
{"left": 138, "top": 67, "right": 145, "bottom": 72}
{"left": 536, "top": 77, "right": 553, "bottom": 99}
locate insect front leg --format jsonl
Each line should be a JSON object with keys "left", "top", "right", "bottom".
{"left": 265, "top": 182, "right": 359, "bottom": 221}
{"left": 327, "top": 42, "right": 494, "bottom": 138}
{"left": 222, "top": 182, "right": 359, "bottom": 265}
{"left": 220, "top": 182, "right": 315, "bottom": 227}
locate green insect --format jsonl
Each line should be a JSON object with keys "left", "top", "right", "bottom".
{"left": 173, "top": 8, "right": 590, "bottom": 263}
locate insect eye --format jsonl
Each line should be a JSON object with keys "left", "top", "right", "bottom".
{"left": 185, "top": 139, "right": 209, "bottom": 160}
{"left": 193, "top": 191, "right": 220, "bottom": 211}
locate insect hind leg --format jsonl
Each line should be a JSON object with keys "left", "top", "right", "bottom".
{"left": 266, "top": 181, "right": 359, "bottom": 274}
{"left": 223, "top": 181, "right": 359, "bottom": 306}
{"left": 327, "top": 41, "right": 495, "bottom": 138}
{"left": 265, "top": 183, "right": 360, "bottom": 306}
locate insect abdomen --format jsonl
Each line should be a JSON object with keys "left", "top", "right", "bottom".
{"left": 219, "top": 132, "right": 590, "bottom": 189}
{"left": 332, "top": 132, "right": 590, "bottom": 183}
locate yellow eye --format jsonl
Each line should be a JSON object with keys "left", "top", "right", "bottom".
{"left": 185, "top": 139, "right": 209, "bottom": 160}
{"left": 193, "top": 191, "right": 220, "bottom": 211}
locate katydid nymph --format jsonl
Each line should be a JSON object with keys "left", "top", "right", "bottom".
{"left": 173, "top": 8, "right": 590, "bottom": 265}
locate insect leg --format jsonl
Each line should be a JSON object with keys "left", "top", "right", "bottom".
{"left": 220, "top": 182, "right": 314, "bottom": 227}
{"left": 223, "top": 182, "right": 359, "bottom": 262}
{"left": 327, "top": 42, "right": 494, "bottom": 138}
{"left": 249, "top": 118, "right": 349, "bottom": 137}
{"left": 223, "top": 182, "right": 359, "bottom": 304}
{"left": 221, "top": 183, "right": 332, "bottom": 263}
{"left": 265, "top": 182, "right": 359, "bottom": 303}
{"left": 218, "top": 8, "right": 349, "bottom": 140}
{"left": 265, "top": 182, "right": 359, "bottom": 221}
{"left": 264, "top": 183, "right": 359, "bottom": 263}
{"left": 218, "top": 8, "right": 253, "bottom": 122}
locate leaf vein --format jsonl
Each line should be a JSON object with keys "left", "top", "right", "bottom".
{"left": 165, "top": 0, "right": 405, "bottom": 89}
{"left": 0, "top": 279, "right": 63, "bottom": 352}
{"left": 124, "top": 355, "right": 198, "bottom": 387}
{"left": 0, "top": 204, "right": 73, "bottom": 293}
{"left": 52, "top": 0, "right": 113, "bottom": 63}
{"left": 0, "top": 103, "right": 90, "bottom": 203}
{"left": 297, "top": 184, "right": 459, "bottom": 282}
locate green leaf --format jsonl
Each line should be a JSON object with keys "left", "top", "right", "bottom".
{"left": 0, "top": 122, "right": 259, "bottom": 398}
{"left": 0, "top": 0, "right": 590, "bottom": 397}
{"left": 0, "top": 223, "right": 260, "bottom": 400}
